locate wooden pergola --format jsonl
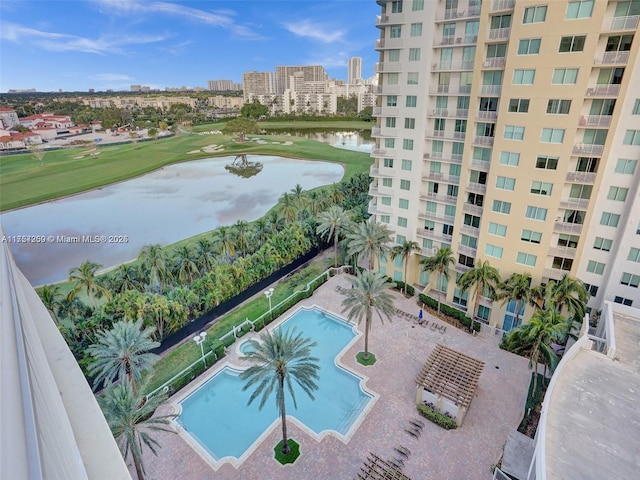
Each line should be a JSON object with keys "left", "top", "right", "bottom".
{"left": 415, "top": 344, "right": 484, "bottom": 425}
{"left": 355, "top": 453, "right": 412, "bottom": 480}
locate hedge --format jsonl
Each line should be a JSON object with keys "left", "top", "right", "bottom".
{"left": 417, "top": 403, "right": 457, "bottom": 430}
{"left": 392, "top": 280, "right": 415, "bottom": 297}
{"left": 418, "top": 293, "right": 480, "bottom": 332}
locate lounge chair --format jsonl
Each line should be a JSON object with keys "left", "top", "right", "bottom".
{"left": 430, "top": 323, "right": 438, "bottom": 331}
{"left": 411, "top": 418, "right": 425, "bottom": 429}
{"left": 409, "top": 419, "right": 423, "bottom": 430}
{"left": 394, "top": 445, "right": 411, "bottom": 458}
{"left": 404, "top": 427, "right": 420, "bottom": 438}
{"left": 439, "top": 325, "right": 447, "bottom": 334}
{"left": 387, "top": 457, "right": 404, "bottom": 470}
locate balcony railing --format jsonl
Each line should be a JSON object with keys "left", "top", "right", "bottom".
{"left": 488, "top": 27, "right": 510, "bottom": 40}
{"left": 560, "top": 197, "right": 590, "bottom": 210}
{"left": 565, "top": 171, "right": 597, "bottom": 184}
{"left": 429, "top": 108, "right": 451, "bottom": 117}
{"left": 481, "top": 85, "right": 502, "bottom": 95}
{"left": 419, "top": 192, "right": 458, "bottom": 204}
{"left": 473, "top": 136, "right": 495, "bottom": 146}
{"left": 415, "top": 228, "right": 453, "bottom": 243}
{"left": 492, "top": 0, "right": 515, "bottom": 11}
{"left": 368, "top": 202, "right": 392, "bottom": 216}
{"left": 482, "top": 57, "right": 506, "bottom": 68}
{"left": 572, "top": 144, "right": 604, "bottom": 156}
{"left": 594, "top": 51, "right": 630, "bottom": 65}
{"left": 375, "top": 37, "right": 404, "bottom": 50}
{"left": 543, "top": 268, "right": 565, "bottom": 281}
{"left": 460, "top": 224, "right": 480, "bottom": 236}
{"left": 455, "top": 263, "right": 473, "bottom": 274}
{"left": 421, "top": 172, "right": 460, "bottom": 184}
{"left": 579, "top": 115, "right": 612, "bottom": 127}
{"left": 553, "top": 221, "right": 583, "bottom": 234}
{"left": 432, "top": 60, "right": 475, "bottom": 71}
{"left": 372, "top": 106, "right": 398, "bottom": 117}
{"left": 374, "top": 62, "right": 402, "bottom": 74}
{"left": 477, "top": 111, "right": 498, "bottom": 121}
{"left": 457, "top": 244, "right": 478, "bottom": 257}
{"left": 606, "top": 15, "right": 639, "bottom": 31}
{"left": 376, "top": 13, "right": 405, "bottom": 26}
{"left": 374, "top": 84, "right": 402, "bottom": 95}
{"left": 548, "top": 246, "right": 577, "bottom": 259}
{"left": 466, "top": 182, "right": 487, "bottom": 194}
{"left": 470, "top": 159, "right": 490, "bottom": 171}
{"left": 463, "top": 203, "right": 483, "bottom": 215}
{"left": 586, "top": 84, "right": 621, "bottom": 97}
{"left": 456, "top": 108, "right": 469, "bottom": 118}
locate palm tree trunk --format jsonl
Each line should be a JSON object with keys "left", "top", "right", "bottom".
{"left": 363, "top": 310, "right": 371, "bottom": 359}
{"left": 333, "top": 231, "right": 338, "bottom": 268}
{"left": 133, "top": 451, "right": 145, "bottom": 480}
{"left": 279, "top": 377, "right": 290, "bottom": 454}
{"left": 402, "top": 258, "right": 407, "bottom": 295}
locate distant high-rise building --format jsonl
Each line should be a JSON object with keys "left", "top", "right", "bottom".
{"left": 275, "top": 65, "right": 327, "bottom": 94}
{"left": 348, "top": 57, "right": 363, "bottom": 84}
{"left": 371, "top": 0, "right": 640, "bottom": 330}
{"left": 207, "top": 80, "right": 241, "bottom": 91}
{"left": 242, "top": 71, "right": 276, "bottom": 100}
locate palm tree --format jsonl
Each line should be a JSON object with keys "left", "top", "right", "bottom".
{"left": 39, "top": 284, "right": 63, "bottom": 324}
{"left": 457, "top": 259, "right": 501, "bottom": 327}
{"left": 547, "top": 274, "right": 588, "bottom": 322}
{"left": 87, "top": 319, "right": 159, "bottom": 396}
{"left": 391, "top": 240, "right": 421, "bottom": 295}
{"left": 346, "top": 218, "right": 393, "bottom": 271}
{"left": 213, "top": 226, "right": 235, "bottom": 258}
{"left": 316, "top": 205, "right": 350, "bottom": 268}
{"left": 497, "top": 272, "right": 532, "bottom": 330}
{"left": 232, "top": 220, "right": 252, "bottom": 256}
{"left": 253, "top": 218, "right": 271, "bottom": 245}
{"left": 339, "top": 270, "right": 395, "bottom": 360}
{"left": 139, "top": 244, "right": 171, "bottom": 294}
{"left": 240, "top": 327, "right": 320, "bottom": 455}
{"left": 279, "top": 192, "right": 298, "bottom": 222}
{"left": 194, "top": 237, "right": 216, "bottom": 273}
{"left": 68, "top": 260, "right": 111, "bottom": 308}
{"left": 111, "top": 263, "right": 142, "bottom": 293}
{"left": 419, "top": 247, "right": 455, "bottom": 314}
{"left": 266, "top": 210, "right": 287, "bottom": 233}
{"left": 172, "top": 245, "right": 199, "bottom": 285}
{"left": 98, "top": 380, "right": 175, "bottom": 480}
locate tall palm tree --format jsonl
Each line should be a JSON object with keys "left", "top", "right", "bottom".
{"left": 213, "top": 226, "right": 236, "bottom": 258}
{"left": 547, "top": 274, "right": 588, "bottom": 322}
{"left": 345, "top": 218, "right": 393, "bottom": 271}
{"left": 391, "top": 240, "right": 421, "bottom": 295}
{"left": 419, "top": 247, "right": 455, "bottom": 314}
{"left": 68, "top": 260, "right": 111, "bottom": 308}
{"left": 87, "top": 319, "right": 159, "bottom": 396}
{"left": 233, "top": 220, "right": 252, "bottom": 256}
{"left": 194, "top": 237, "right": 216, "bottom": 273}
{"left": 139, "top": 244, "right": 171, "bottom": 294}
{"left": 39, "top": 284, "right": 63, "bottom": 324}
{"left": 266, "top": 209, "right": 287, "bottom": 233}
{"left": 172, "top": 245, "right": 199, "bottom": 285}
{"left": 497, "top": 272, "right": 532, "bottom": 330}
{"left": 316, "top": 205, "right": 350, "bottom": 268}
{"left": 457, "top": 259, "right": 501, "bottom": 327}
{"left": 240, "top": 327, "right": 320, "bottom": 455}
{"left": 339, "top": 270, "right": 396, "bottom": 360}
{"left": 112, "top": 263, "right": 142, "bottom": 293}
{"left": 253, "top": 218, "right": 271, "bottom": 245}
{"left": 98, "top": 380, "right": 175, "bottom": 480}
{"left": 279, "top": 192, "right": 298, "bottom": 222}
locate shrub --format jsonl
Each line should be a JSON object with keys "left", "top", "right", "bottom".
{"left": 417, "top": 403, "right": 457, "bottom": 430}
{"left": 418, "top": 293, "right": 479, "bottom": 332}
{"left": 392, "top": 280, "right": 415, "bottom": 297}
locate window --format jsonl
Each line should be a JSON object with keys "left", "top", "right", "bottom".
{"left": 468, "top": 192, "right": 484, "bottom": 206}
{"left": 491, "top": 14, "right": 512, "bottom": 29}
{"left": 558, "top": 234, "right": 579, "bottom": 248}
{"left": 406, "top": 95, "right": 417, "bottom": 107}
{"left": 459, "top": 254, "right": 475, "bottom": 268}
{"left": 422, "top": 238, "right": 433, "bottom": 250}
{"left": 500, "top": 151, "right": 520, "bottom": 166}
{"left": 488, "top": 222, "right": 507, "bottom": 237}
{"left": 485, "top": 244, "right": 504, "bottom": 258}
{"left": 409, "top": 48, "right": 421, "bottom": 61}
{"left": 391, "top": 0, "right": 403, "bottom": 13}
{"left": 487, "top": 43, "right": 507, "bottom": 58}
{"left": 477, "top": 122, "right": 496, "bottom": 137}
{"left": 388, "top": 49, "right": 400, "bottom": 62}
{"left": 434, "top": 118, "right": 445, "bottom": 133}
{"left": 503, "top": 299, "right": 527, "bottom": 331}
{"left": 455, "top": 119, "right": 467, "bottom": 135}
{"left": 447, "top": 184, "right": 458, "bottom": 197}
{"left": 401, "top": 159, "right": 412, "bottom": 171}
{"left": 608, "top": 186, "right": 628, "bottom": 201}
{"left": 551, "top": 257, "right": 573, "bottom": 271}
{"left": 521, "top": 229, "right": 542, "bottom": 244}
{"left": 383, "top": 158, "right": 393, "bottom": 168}
{"left": 403, "top": 118, "right": 415, "bottom": 131}
{"left": 386, "top": 73, "right": 399, "bottom": 85}
{"left": 593, "top": 237, "right": 612, "bottom": 251}
{"left": 496, "top": 176, "right": 516, "bottom": 191}
{"left": 600, "top": 212, "right": 620, "bottom": 227}
{"left": 526, "top": 206, "right": 548, "bottom": 220}
{"left": 410, "top": 23, "right": 423, "bottom": 36}
{"left": 564, "top": 209, "right": 586, "bottom": 224}
{"left": 518, "top": 38, "right": 541, "bottom": 55}
{"left": 508, "top": 98, "right": 530, "bottom": 113}
{"left": 443, "top": 23, "right": 456, "bottom": 37}
{"left": 386, "top": 95, "right": 397, "bottom": 107}
{"left": 385, "top": 117, "right": 396, "bottom": 128}
{"left": 523, "top": 5, "right": 547, "bottom": 23}
{"left": 569, "top": 184, "right": 592, "bottom": 199}
{"left": 402, "top": 139, "right": 414, "bottom": 150}
{"left": 513, "top": 69, "right": 535, "bottom": 84}
{"left": 380, "top": 215, "right": 390, "bottom": 224}
{"left": 470, "top": 170, "right": 487, "bottom": 184}
{"left": 541, "top": 128, "right": 565, "bottom": 143}
{"left": 396, "top": 234, "right": 406, "bottom": 244}
{"left": 615, "top": 159, "right": 637, "bottom": 174}
{"left": 400, "top": 179, "right": 411, "bottom": 190}
{"left": 461, "top": 234, "right": 478, "bottom": 248}
{"left": 449, "top": 164, "right": 461, "bottom": 177}
{"left": 614, "top": 296, "right": 633, "bottom": 306}
{"left": 477, "top": 305, "right": 491, "bottom": 322}
{"left": 547, "top": 99, "right": 572, "bottom": 114}
{"left": 576, "top": 156, "right": 599, "bottom": 172}
{"left": 559, "top": 35, "right": 586, "bottom": 52}
{"left": 381, "top": 196, "right": 392, "bottom": 206}
{"left": 390, "top": 26, "right": 402, "bottom": 38}
{"left": 536, "top": 156, "right": 558, "bottom": 170}
{"left": 473, "top": 147, "right": 491, "bottom": 162}
{"left": 606, "top": 34, "right": 633, "bottom": 52}
{"left": 381, "top": 179, "right": 392, "bottom": 189}
{"left": 445, "top": 205, "right": 456, "bottom": 218}
{"left": 412, "top": 0, "right": 424, "bottom": 11}
{"left": 399, "top": 198, "right": 409, "bottom": 209}
{"left": 428, "top": 181, "right": 439, "bottom": 194}
{"left": 464, "top": 214, "right": 481, "bottom": 228}
{"left": 504, "top": 125, "right": 525, "bottom": 140}
{"left": 589, "top": 99, "right": 616, "bottom": 116}
{"left": 483, "top": 70, "right": 503, "bottom": 86}
{"left": 452, "top": 142, "right": 464, "bottom": 156}
{"left": 407, "top": 72, "right": 419, "bottom": 85}
{"left": 384, "top": 138, "right": 395, "bottom": 148}
{"left": 628, "top": 247, "right": 640, "bottom": 262}
{"left": 623, "top": 130, "right": 640, "bottom": 145}
{"left": 597, "top": 67, "right": 624, "bottom": 85}
{"left": 479, "top": 97, "right": 499, "bottom": 112}
{"left": 453, "top": 288, "right": 468, "bottom": 307}
{"left": 552, "top": 68, "right": 579, "bottom": 84}
{"left": 430, "top": 162, "right": 442, "bottom": 174}
{"left": 397, "top": 217, "right": 408, "bottom": 228}
{"left": 621, "top": 273, "right": 640, "bottom": 287}
{"left": 516, "top": 252, "right": 537, "bottom": 267}
{"left": 531, "top": 181, "right": 553, "bottom": 196}
{"left": 633, "top": 99, "right": 640, "bottom": 114}
{"left": 584, "top": 283, "right": 599, "bottom": 296}
{"left": 566, "top": 0, "right": 594, "bottom": 19}
{"left": 442, "top": 224, "right": 454, "bottom": 235}
{"left": 493, "top": 200, "right": 511, "bottom": 214}
{"left": 425, "top": 201, "right": 437, "bottom": 215}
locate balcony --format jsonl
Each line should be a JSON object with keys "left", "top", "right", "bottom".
{"left": 460, "top": 224, "right": 480, "bottom": 236}
{"left": 565, "top": 171, "right": 596, "bottom": 184}
{"left": 455, "top": 263, "right": 472, "bottom": 274}
{"left": 482, "top": 57, "right": 506, "bottom": 69}
{"left": 418, "top": 212, "right": 456, "bottom": 224}
{"left": 375, "top": 62, "right": 402, "bottom": 74}
{"left": 470, "top": 159, "right": 490, "bottom": 172}
{"left": 492, "top": 0, "right": 515, "bottom": 11}
{"left": 415, "top": 228, "right": 453, "bottom": 244}
{"left": 605, "top": 15, "right": 639, "bottom": 32}
{"left": 375, "top": 37, "right": 403, "bottom": 50}
{"left": 376, "top": 13, "right": 405, "bottom": 27}
{"left": 543, "top": 268, "right": 565, "bottom": 281}
{"left": 473, "top": 136, "right": 495, "bottom": 147}
{"left": 372, "top": 106, "right": 398, "bottom": 117}
{"left": 457, "top": 244, "right": 477, "bottom": 257}
{"left": 368, "top": 201, "right": 392, "bottom": 216}
{"left": 549, "top": 246, "right": 577, "bottom": 259}
{"left": 553, "top": 221, "right": 583, "bottom": 234}
{"left": 560, "top": 197, "right": 590, "bottom": 210}
{"left": 572, "top": 144, "right": 604, "bottom": 156}
{"left": 586, "top": 84, "right": 621, "bottom": 97}
{"left": 371, "top": 126, "right": 397, "bottom": 138}
{"left": 419, "top": 192, "right": 458, "bottom": 204}
{"left": 466, "top": 182, "right": 487, "bottom": 194}
{"left": 463, "top": 203, "right": 483, "bottom": 216}
{"left": 488, "top": 27, "right": 511, "bottom": 40}
{"left": 477, "top": 111, "right": 498, "bottom": 121}
{"left": 432, "top": 60, "right": 475, "bottom": 71}
{"left": 370, "top": 148, "right": 387, "bottom": 157}
{"left": 579, "top": 115, "right": 612, "bottom": 128}
{"left": 428, "top": 108, "right": 452, "bottom": 118}
{"left": 374, "top": 84, "right": 402, "bottom": 95}
{"left": 594, "top": 51, "right": 630, "bottom": 65}
{"left": 421, "top": 172, "right": 460, "bottom": 184}
{"left": 370, "top": 167, "right": 395, "bottom": 178}
{"left": 481, "top": 85, "right": 502, "bottom": 95}
{"left": 456, "top": 108, "right": 469, "bottom": 118}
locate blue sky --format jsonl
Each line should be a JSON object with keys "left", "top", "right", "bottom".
{"left": 0, "top": 0, "right": 380, "bottom": 92}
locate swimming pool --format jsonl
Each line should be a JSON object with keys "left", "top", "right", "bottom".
{"left": 176, "top": 306, "right": 375, "bottom": 465}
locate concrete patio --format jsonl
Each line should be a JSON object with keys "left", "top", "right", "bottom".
{"left": 144, "top": 274, "right": 530, "bottom": 480}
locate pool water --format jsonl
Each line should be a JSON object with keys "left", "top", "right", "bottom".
{"left": 177, "top": 307, "right": 374, "bottom": 462}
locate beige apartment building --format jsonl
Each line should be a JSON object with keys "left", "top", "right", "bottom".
{"left": 371, "top": 0, "right": 640, "bottom": 331}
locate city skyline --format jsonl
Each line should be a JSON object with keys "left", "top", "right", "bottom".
{"left": 0, "top": 0, "right": 379, "bottom": 93}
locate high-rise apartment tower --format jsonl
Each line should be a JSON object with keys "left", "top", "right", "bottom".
{"left": 349, "top": 56, "right": 364, "bottom": 84}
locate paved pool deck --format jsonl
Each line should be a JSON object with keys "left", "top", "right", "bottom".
{"left": 144, "top": 274, "right": 530, "bottom": 480}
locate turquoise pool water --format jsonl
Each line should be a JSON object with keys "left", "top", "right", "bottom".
{"left": 177, "top": 307, "right": 373, "bottom": 462}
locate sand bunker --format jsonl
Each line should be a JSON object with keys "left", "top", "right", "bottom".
{"left": 202, "top": 144, "right": 225, "bottom": 153}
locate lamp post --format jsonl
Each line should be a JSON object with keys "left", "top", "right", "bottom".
{"left": 193, "top": 332, "right": 207, "bottom": 367}
{"left": 265, "top": 287, "right": 275, "bottom": 322}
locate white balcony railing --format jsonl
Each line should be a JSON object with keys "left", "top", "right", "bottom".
{"left": 579, "top": 115, "right": 612, "bottom": 127}
{"left": 572, "top": 144, "right": 604, "bottom": 156}
{"left": 488, "top": 27, "right": 510, "bottom": 40}
{"left": 553, "top": 221, "right": 583, "bottom": 234}
{"left": 473, "top": 136, "right": 495, "bottom": 146}
{"left": 607, "top": 15, "right": 639, "bottom": 31}
{"left": 482, "top": 57, "right": 506, "bottom": 68}
{"left": 481, "top": 85, "right": 502, "bottom": 95}
{"left": 565, "top": 171, "right": 597, "bottom": 184}
{"left": 466, "top": 182, "right": 487, "bottom": 194}
{"left": 477, "top": 111, "right": 498, "bottom": 121}
{"left": 594, "top": 51, "right": 630, "bottom": 65}
{"left": 492, "top": 0, "right": 515, "bottom": 11}
{"left": 586, "top": 84, "right": 621, "bottom": 97}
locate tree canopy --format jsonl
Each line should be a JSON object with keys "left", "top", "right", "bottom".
{"left": 241, "top": 100, "right": 269, "bottom": 119}
{"left": 221, "top": 117, "right": 261, "bottom": 142}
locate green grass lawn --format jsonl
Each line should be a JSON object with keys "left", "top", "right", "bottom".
{"left": 274, "top": 439, "right": 300, "bottom": 464}
{"left": 0, "top": 122, "right": 372, "bottom": 212}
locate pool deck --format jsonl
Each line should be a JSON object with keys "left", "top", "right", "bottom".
{"left": 145, "top": 274, "right": 530, "bottom": 480}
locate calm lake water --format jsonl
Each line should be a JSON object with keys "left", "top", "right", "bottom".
{"left": 1, "top": 155, "right": 343, "bottom": 285}
{"left": 286, "top": 129, "right": 373, "bottom": 153}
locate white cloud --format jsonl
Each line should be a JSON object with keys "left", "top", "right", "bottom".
{"left": 282, "top": 19, "right": 345, "bottom": 43}
{"left": 0, "top": 22, "right": 168, "bottom": 54}
{"left": 88, "top": 73, "right": 133, "bottom": 82}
